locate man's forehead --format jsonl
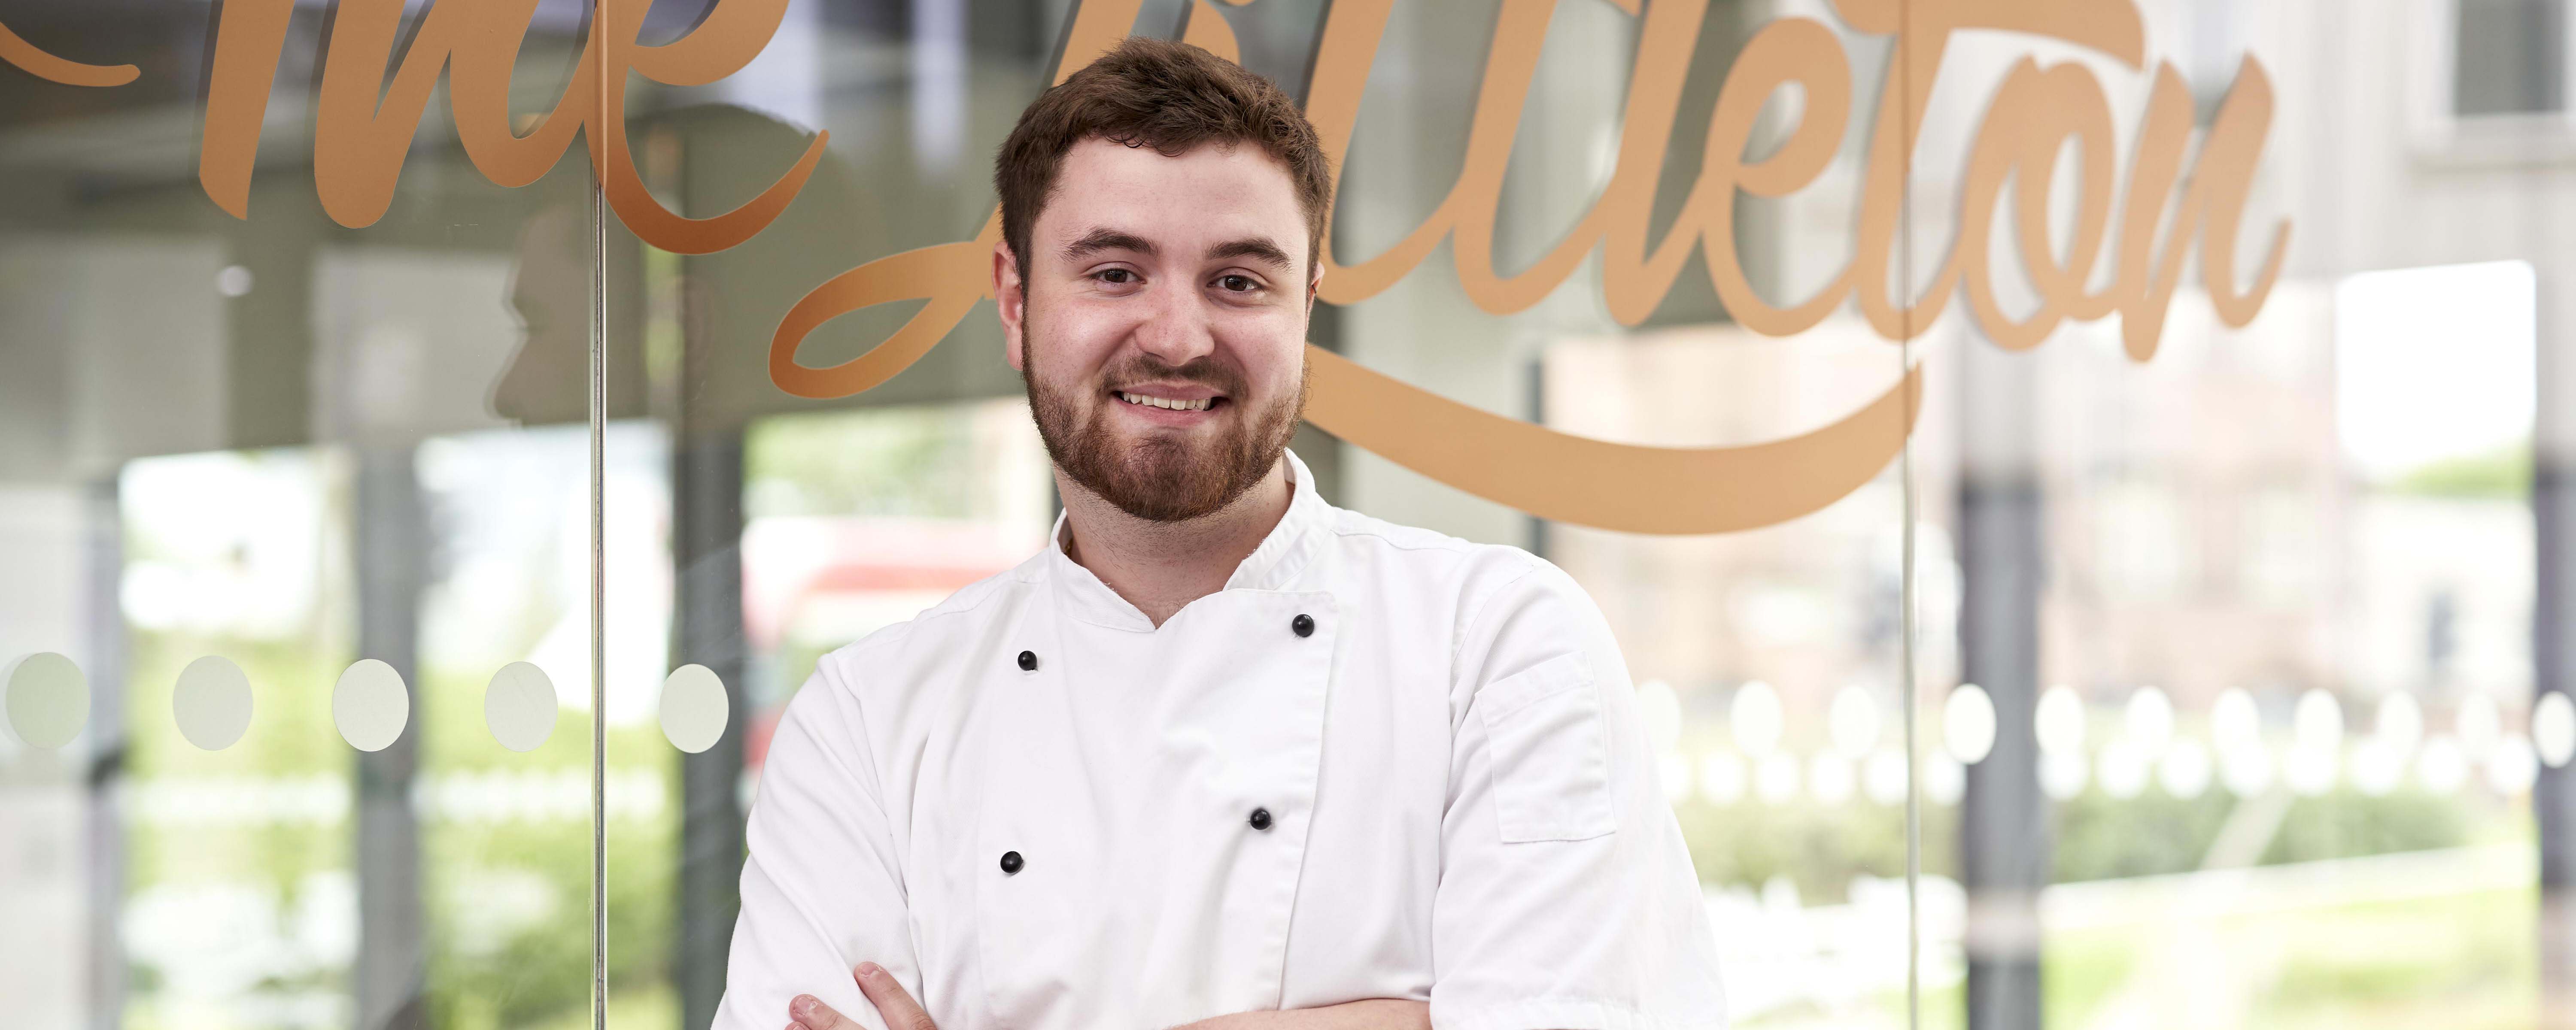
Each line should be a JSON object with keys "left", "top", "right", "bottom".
{"left": 1037, "top": 138, "right": 1305, "bottom": 256}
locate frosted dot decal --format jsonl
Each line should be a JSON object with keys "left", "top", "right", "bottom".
{"left": 2157, "top": 739, "right": 2211, "bottom": 799}
{"left": 2375, "top": 693, "right": 2424, "bottom": 754}
{"left": 1828, "top": 685, "right": 1880, "bottom": 757}
{"left": 2098, "top": 740, "right": 2151, "bottom": 799}
{"left": 2456, "top": 693, "right": 2501, "bottom": 757}
{"left": 1808, "top": 753, "right": 1856, "bottom": 804}
{"left": 2210, "top": 689, "right": 2260, "bottom": 751}
{"left": 1699, "top": 750, "right": 1748, "bottom": 805}
{"left": 2218, "top": 742, "right": 2273, "bottom": 798}
{"left": 1730, "top": 681, "right": 1783, "bottom": 756}
{"left": 2536, "top": 692, "right": 2576, "bottom": 768}
{"left": 173, "top": 656, "right": 253, "bottom": 751}
{"left": 2124, "top": 686, "right": 2175, "bottom": 754}
{"left": 6, "top": 652, "right": 88, "bottom": 748}
{"left": 658, "top": 664, "right": 730, "bottom": 755}
{"left": 2283, "top": 742, "right": 2339, "bottom": 797}
{"left": 2293, "top": 689, "right": 2344, "bottom": 753}
{"left": 486, "top": 662, "right": 558, "bottom": 753}
{"left": 2040, "top": 750, "right": 2089, "bottom": 800}
{"left": 1924, "top": 754, "right": 1966, "bottom": 806}
{"left": 2487, "top": 735, "right": 2539, "bottom": 796}
{"left": 2035, "top": 685, "right": 2086, "bottom": 756}
{"left": 1658, "top": 752, "right": 1692, "bottom": 802}
{"left": 1862, "top": 751, "right": 1909, "bottom": 806}
{"left": 331, "top": 659, "right": 410, "bottom": 752}
{"left": 1639, "top": 680, "right": 1682, "bottom": 751}
{"left": 1944, "top": 684, "right": 1996, "bottom": 765}
{"left": 2349, "top": 739, "right": 2405, "bottom": 797}
{"left": 2417, "top": 736, "right": 2469, "bottom": 795}
{"left": 1754, "top": 751, "right": 1801, "bottom": 804}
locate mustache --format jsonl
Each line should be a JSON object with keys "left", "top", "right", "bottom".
{"left": 1098, "top": 355, "right": 1245, "bottom": 397}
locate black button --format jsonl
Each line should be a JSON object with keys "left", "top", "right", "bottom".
{"left": 1248, "top": 807, "right": 1273, "bottom": 831}
{"left": 999, "top": 851, "right": 1024, "bottom": 874}
{"left": 1017, "top": 650, "right": 1038, "bottom": 672}
{"left": 1291, "top": 614, "right": 1314, "bottom": 638}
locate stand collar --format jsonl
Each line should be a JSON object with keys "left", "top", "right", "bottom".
{"left": 1042, "top": 449, "right": 1333, "bottom": 631}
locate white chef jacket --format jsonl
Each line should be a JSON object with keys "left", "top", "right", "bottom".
{"left": 714, "top": 450, "right": 1725, "bottom": 1030}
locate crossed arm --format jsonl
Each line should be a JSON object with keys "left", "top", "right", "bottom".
{"left": 739, "top": 563, "right": 1724, "bottom": 1030}
{"left": 782, "top": 962, "right": 1430, "bottom": 1030}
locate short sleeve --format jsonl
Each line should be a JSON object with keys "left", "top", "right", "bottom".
{"left": 1430, "top": 557, "right": 1727, "bottom": 1030}
{"left": 712, "top": 655, "right": 923, "bottom": 1030}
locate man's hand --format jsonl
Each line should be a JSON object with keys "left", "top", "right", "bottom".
{"left": 784, "top": 964, "right": 1429, "bottom": 1030}
{"left": 788, "top": 963, "right": 933, "bottom": 1030}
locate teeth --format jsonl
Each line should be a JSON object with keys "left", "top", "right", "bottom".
{"left": 1118, "top": 392, "right": 1212, "bottom": 412}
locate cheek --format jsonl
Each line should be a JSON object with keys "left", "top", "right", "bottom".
{"left": 1030, "top": 305, "right": 1127, "bottom": 382}
{"left": 1219, "top": 314, "right": 1309, "bottom": 394}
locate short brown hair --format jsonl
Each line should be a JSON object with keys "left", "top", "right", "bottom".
{"left": 995, "top": 36, "right": 1334, "bottom": 285}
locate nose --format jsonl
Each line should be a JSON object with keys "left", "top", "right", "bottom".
{"left": 1129, "top": 278, "right": 1219, "bottom": 368}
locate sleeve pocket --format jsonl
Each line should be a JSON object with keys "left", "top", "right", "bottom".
{"left": 1476, "top": 651, "right": 1618, "bottom": 843}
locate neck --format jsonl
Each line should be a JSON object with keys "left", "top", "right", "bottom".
{"left": 1056, "top": 460, "right": 1295, "bottom": 627}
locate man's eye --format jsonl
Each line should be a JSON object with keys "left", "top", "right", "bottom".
{"left": 1097, "top": 269, "right": 1137, "bottom": 285}
{"left": 1217, "top": 274, "right": 1259, "bottom": 293}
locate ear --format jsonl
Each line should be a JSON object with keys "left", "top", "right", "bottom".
{"left": 996, "top": 239, "right": 1027, "bottom": 373}
{"left": 1305, "top": 260, "right": 1324, "bottom": 319}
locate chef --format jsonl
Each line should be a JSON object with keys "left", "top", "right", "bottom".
{"left": 714, "top": 36, "right": 1726, "bottom": 1030}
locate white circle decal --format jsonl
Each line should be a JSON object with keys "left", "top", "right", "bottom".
{"left": 6, "top": 652, "right": 89, "bottom": 749}
{"left": 2157, "top": 738, "right": 2212, "bottom": 799}
{"left": 2040, "top": 749, "right": 2090, "bottom": 800}
{"left": 2488, "top": 735, "right": 2539, "bottom": 796}
{"left": 2293, "top": 688, "right": 2344, "bottom": 754}
{"left": 2210, "top": 688, "right": 2261, "bottom": 751}
{"left": 2535, "top": 692, "right": 2576, "bottom": 768}
{"left": 173, "top": 655, "right": 254, "bottom": 751}
{"left": 1729, "top": 680, "right": 1783, "bottom": 757}
{"left": 1944, "top": 683, "right": 1997, "bottom": 765}
{"left": 486, "top": 662, "right": 558, "bottom": 753}
{"left": 1699, "top": 750, "right": 1748, "bottom": 805}
{"left": 659, "top": 664, "right": 731, "bottom": 755}
{"left": 2124, "top": 686, "right": 2175, "bottom": 754}
{"left": 2034, "top": 685, "right": 2086, "bottom": 756}
{"left": 331, "top": 659, "right": 410, "bottom": 752}
{"left": 1828, "top": 685, "right": 1881, "bottom": 757}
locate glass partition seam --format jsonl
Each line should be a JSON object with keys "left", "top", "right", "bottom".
{"left": 1898, "top": 1, "right": 1922, "bottom": 1029}
{"left": 591, "top": 0, "right": 612, "bottom": 1026}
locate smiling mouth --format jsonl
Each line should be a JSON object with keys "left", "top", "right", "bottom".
{"left": 1115, "top": 391, "right": 1221, "bottom": 412}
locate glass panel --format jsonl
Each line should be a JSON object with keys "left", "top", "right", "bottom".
{"left": 1911, "top": 2, "right": 2565, "bottom": 1028}
{"left": 0, "top": 3, "right": 608, "bottom": 1028}
{"left": 619, "top": 0, "right": 1924, "bottom": 1028}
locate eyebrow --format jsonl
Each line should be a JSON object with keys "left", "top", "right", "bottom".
{"left": 1205, "top": 237, "right": 1296, "bottom": 274}
{"left": 1060, "top": 228, "right": 1157, "bottom": 263}
{"left": 1057, "top": 228, "right": 1296, "bottom": 274}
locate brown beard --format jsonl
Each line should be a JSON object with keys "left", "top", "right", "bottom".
{"left": 1024, "top": 330, "right": 1307, "bottom": 523}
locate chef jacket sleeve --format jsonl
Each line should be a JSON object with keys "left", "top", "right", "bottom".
{"left": 713, "top": 652, "right": 921, "bottom": 1030}
{"left": 1430, "top": 556, "right": 1728, "bottom": 1030}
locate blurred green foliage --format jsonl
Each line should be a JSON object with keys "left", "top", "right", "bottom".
{"left": 1673, "top": 795, "right": 1951, "bottom": 903}
{"left": 1679, "top": 780, "right": 2485, "bottom": 904}
{"left": 745, "top": 406, "right": 985, "bottom": 518}
{"left": 2389, "top": 441, "right": 2530, "bottom": 498}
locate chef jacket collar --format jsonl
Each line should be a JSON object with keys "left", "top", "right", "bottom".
{"left": 1042, "top": 449, "right": 1331, "bottom": 632}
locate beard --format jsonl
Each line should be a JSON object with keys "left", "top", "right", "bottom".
{"left": 1023, "top": 329, "right": 1308, "bottom": 524}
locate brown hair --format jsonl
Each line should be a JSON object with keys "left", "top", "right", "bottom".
{"left": 995, "top": 36, "right": 1334, "bottom": 286}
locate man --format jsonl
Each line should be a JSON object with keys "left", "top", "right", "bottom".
{"left": 716, "top": 38, "right": 1725, "bottom": 1030}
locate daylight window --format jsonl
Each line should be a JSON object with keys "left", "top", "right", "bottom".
{"left": 2455, "top": 0, "right": 2568, "bottom": 115}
